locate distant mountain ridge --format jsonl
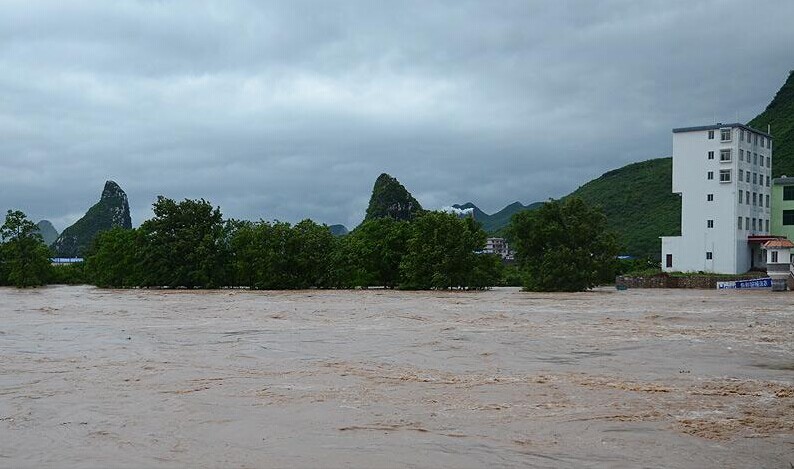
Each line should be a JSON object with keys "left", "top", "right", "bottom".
{"left": 35, "top": 220, "right": 59, "bottom": 246}
{"left": 452, "top": 201, "right": 543, "bottom": 233}
{"left": 51, "top": 180, "right": 132, "bottom": 257}
{"left": 328, "top": 224, "right": 349, "bottom": 236}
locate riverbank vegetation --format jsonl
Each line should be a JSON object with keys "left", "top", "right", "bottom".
{"left": 2, "top": 196, "right": 619, "bottom": 291}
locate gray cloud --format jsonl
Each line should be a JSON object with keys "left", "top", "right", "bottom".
{"left": 1, "top": 0, "right": 793, "bottom": 230}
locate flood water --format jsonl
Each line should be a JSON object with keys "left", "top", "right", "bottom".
{"left": 1, "top": 285, "right": 792, "bottom": 468}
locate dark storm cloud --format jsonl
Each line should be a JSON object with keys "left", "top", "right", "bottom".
{"left": 1, "top": 0, "right": 793, "bottom": 230}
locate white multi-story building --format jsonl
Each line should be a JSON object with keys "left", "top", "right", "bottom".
{"left": 483, "top": 237, "right": 513, "bottom": 260}
{"left": 661, "top": 123, "right": 773, "bottom": 274}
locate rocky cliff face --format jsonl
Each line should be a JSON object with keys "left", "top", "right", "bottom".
{"left": 364, "top": 173, "right": 423, "bottom": 222}
{"left": 35, "top": 220, "right": 59, "bottom": 246}
{"left": 51, "top": 181, "right": 132, "bottom": 257}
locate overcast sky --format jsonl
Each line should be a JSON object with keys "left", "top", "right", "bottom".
{"left": 2, "top": 0, "right": 793, "bottom": 231}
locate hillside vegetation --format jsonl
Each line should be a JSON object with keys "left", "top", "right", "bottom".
{"left": 566, "top": 158, "right": 681, "bottom": 259}
{"left": 51, "top": 181, "right": 132, "bottom": 257}
{"left": 364, "top": 173, "right": 423, "bottom": 222}
{"left": 749, "top": 70, "right": 794, "bottom": 178}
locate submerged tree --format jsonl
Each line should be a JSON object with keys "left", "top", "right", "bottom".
{"left": 230, "top": 219, "right": 336, "bottom": 289}
{"left": 509, "top": 197, "right": 619, "bottom": 292}
{"left": 84, "top": 227, "right": 143, "bottom": 288}
{"left": 0, "top": 210, "right": 52, "bottom": 287}
{"left": 332, "top": 217, "right": 410, "bottom": 288}
{"left": 138, "top": 197, "right": 230, "bottom": 288}
{"left": 399, "top": 211, "right": 491, "bottom": 289}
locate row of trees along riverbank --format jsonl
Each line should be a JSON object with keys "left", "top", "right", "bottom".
{"left": 1, "top": 196, "right": 620, "bottom": 291}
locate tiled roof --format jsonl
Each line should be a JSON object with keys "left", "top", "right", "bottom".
{"left": 763, "top": 239, "right": 794, "bottom": 249}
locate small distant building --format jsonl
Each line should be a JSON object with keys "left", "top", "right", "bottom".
{"left": 661, "top": 123, "right": 773, "bottom": 274}
{"left": 771, "top": 176, "right": 794, "bottom": 241}
{"left": 483, "top": 237, "right": 513, "bottom": 261}
{"left": 51, "top": 257, "right": 84, "bottom": 266}
{"left": 763, "top": 238, "right": 794, "bottom": 291}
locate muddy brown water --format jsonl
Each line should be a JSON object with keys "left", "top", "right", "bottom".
{"left": 1, "top": 285, "right": 792, "bottom": 468}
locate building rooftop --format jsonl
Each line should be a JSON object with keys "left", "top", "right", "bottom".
{"left": 672, "top": 122, "right": 772, "bottom": 138}
{"left": 772, "top": 176, "right": 794, "bottom": 186}
{"left": 763, "top": 239, "right": 794, "bottom": 249}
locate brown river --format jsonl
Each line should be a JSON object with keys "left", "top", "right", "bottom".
{"left": 1, "top": 285, "right": 793, "bottom": 468}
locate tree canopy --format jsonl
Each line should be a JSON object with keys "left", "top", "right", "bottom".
{"left": 509, "top": 197, "right": 619, "bottom": 292}
{"left": 1, "top": 210, "right": 52, "bottom": 287}
{"left": 77, "top": 196, "right": 501, "bottom": 290}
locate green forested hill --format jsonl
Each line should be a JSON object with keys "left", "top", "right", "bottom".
{"left": 364, "top": 173, "right": 423, "bottom": 222}
{"left": 51, "top": 181, "right": 132, "bottom": 257}
{"left": 749, "top": 70, "right": 794, "bottom": 178}
{"left": 566, "top": 158, "right": 680, "bottom": 259}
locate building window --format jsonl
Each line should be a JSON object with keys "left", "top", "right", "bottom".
{"left": 766, "top": 194, "right": 770, "bottom": 208}
{"left": 707, "top": 171, "right": 714, "bottom": 180}
{"left": 740, "top": 131, "right": 745, "bottom": 142}
{"left": 755, "top": 134, "right": 758, "bottom": 145}
{"left": 707, "top": 193, "right": 714, "bottom": 201}
{"left": 720, "top": 128, "right": 731, "bottom": 141}
{"left": 784, "top": 210, "right": 794, "bottom": 226}
{"left": 772, "top": 251, "right": 779, "bottom": 263}
{"left": 752, "top": 192, "right": 757, "bottom": 206}
{"left": 740, "top": 149, "right": 744, "bottom": 161}
{"left": 753, "top": 173, "right": 757, "bottom": 184}
{"left": 784, "top": 186, "right": 794, "bottom": 201}
{"left": 766, "top": 156, "right": 770, "bottom": 167}
{"left": 708, "top": 130, "right": 715, "bottom": 139}
{"left": 738, "top": 216, "right": 743, "bottom": 230}
{"left": 746, "top": 171, "right": 751, "bottom": 183}
{"left": 720, "top": 149, "right": 731, "bottom": 162}
{"left": 706, "top": 252, "right": 713, "bottom": 260}
{"left": 707, "top": 151, "right": 714, "bottom": 160}
{"left": 738, "top": 190, "right": 742, "bottom": 204}
{"left": 753, "top": 153, "right": 758, "bottom": 164}
{"left": 739, "top": 169, "right": 744, "bottom": 180}
{"left": 745, "top": 217, "right": 750, "bottom": 230}
{"left": 745, "top": 191, "right": 750, "bottom": 204}
{"left": 759, "top": 156, "right": 764, "bottom": 167}
{"left": 767, "top": 176, "right": 770, "bottom": 187}
{"left": 765, "top": 219, "right": 770, "bottom": 232}
{"left": 666, "top": 254, "right": 673, "bottom": 268}
{"left": 719, "top": 169, "right": 731, "bottom": 183}
{"left": 707, "top": 219, "right": 714, "bottom": 228}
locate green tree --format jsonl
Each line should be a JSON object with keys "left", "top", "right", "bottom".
{"left": 84, "top": 227, "right": 143, "bottom": 287}
{"left": 509, "top": 197, "right": 620, "bottom": 292}
{"left": 0, "top": 210, "right": 52, "bottom": 287}
{"left": 138, "top": 197, "right": 229, "bottom": 288}
{"left": 333, "top": 218, "right": 409, "bottom": 288}
{"left": 399, "top": 211, "right": 493, "bottom": 289}
{"left": 230, "top": 219, "right": 336, "bottom": 289}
